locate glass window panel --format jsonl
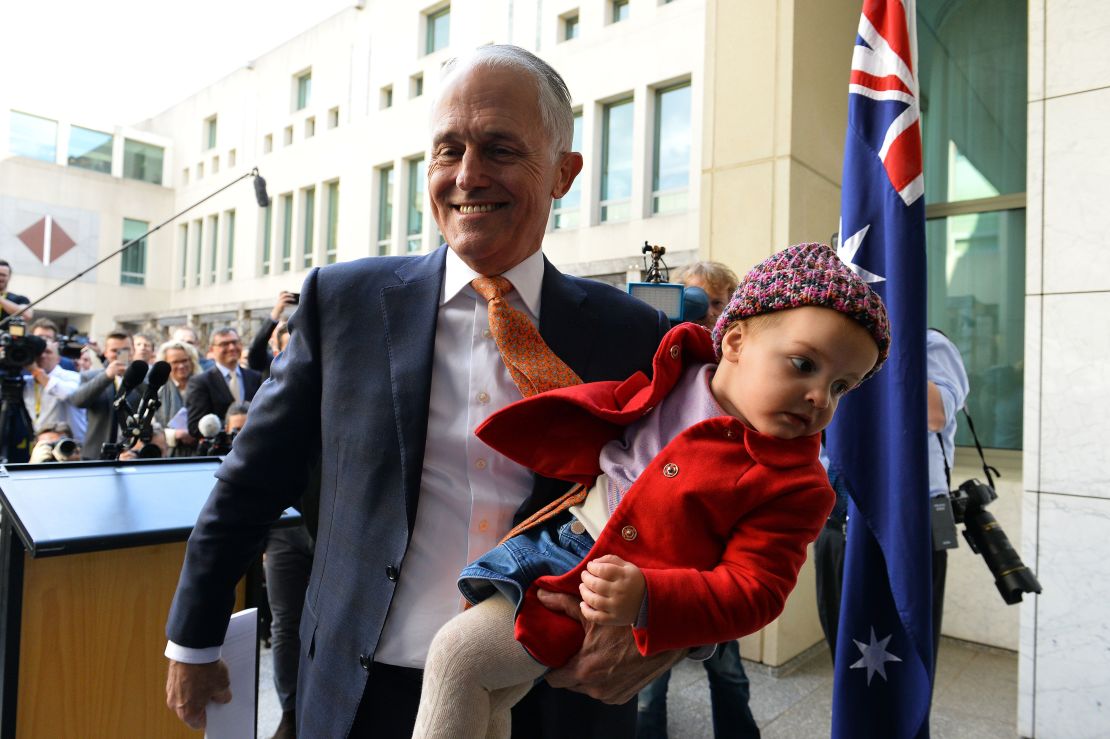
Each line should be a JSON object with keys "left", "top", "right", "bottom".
{"left": 553, "top": 113, "right": 583, "bottom": 229}
{"left": 208, "top": 215, "right": 219, "bottom": 284}
{"left": 918, "top": 0, "right": 1027, "bottom": 204}
{"left": 193, "top": 219, "right": 203, "bottom": 286}
{"left": 297, "top": 72, "right": 312, "bottom": 110}
{"left": 926, "top": 209, "right": 1025, "bottom": 450}
{"left": 205, "top": 116, "right": 217, "bottom": 150}
{"left": 10, "top": 111, "right": 57, "bottom": 163}
{"left": 653, "top": 83, "right": 691, "bottom": 214}
{"left": 601, "top": 99, "right": 633, "bottom": 222}
{"left": 179, "top": 225, "right": 189, "bottom": 288}
{"left": 325, "top": 181, "right": 339, "bottom": 264}
{"left": 123, "top": 139, "right": 164, "bottom": 184}
{"left": 121, "top": 219, "right": 148, "bottom": 286}
{"left": 281, "top": 193, "right": 293, "bottom": 271}
{"left": 378, "top": 166, "right": 394, "bottom": 255}
{"left": 564, "top": 14, "right": 579, "bottom": 40}
{"left": 225, "top": 210, "right": 236, "bottom": 280}
{"left": 613, "top": 0, "right": 629, "bottom": 22}
{"left": 261, "top": 206, "right": 273, "bottom": 275}
{"left": 68, "top": 126, "right": 112, "bottom": 174}
{"left": 407, "top": 158, "right": 425, "bottom": 253}
{"left": 303, "top": 186, "right": 316, "bottom": 269}
{"left": 427, "top": 7, "right": 450, "bottom": 54}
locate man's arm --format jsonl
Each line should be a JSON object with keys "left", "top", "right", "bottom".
{"left": 69, "top": 370, "right": 113, "bottom": 409}
{"left": 1, "top": 295, "right": 32, "bottom": 320}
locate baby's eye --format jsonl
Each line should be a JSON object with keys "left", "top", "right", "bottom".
{"left": 791, "top": 357, "right": 816, "bottom": 373}
{"left": 832, "top": 381, "right": 851, "bottom": 396}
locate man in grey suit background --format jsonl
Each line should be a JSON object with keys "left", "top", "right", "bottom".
{"left": 165, "top": 45, "right": 681, "bottom": 738}
{"left": 70, "top": 330, "right": 143, "bottom": 459}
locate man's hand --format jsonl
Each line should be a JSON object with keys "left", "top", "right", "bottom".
{"left": 578, "top": 554, "right": 645, "bottom": 626}
{"left": 165, "top": 659, "right": 232, "bottom": 730}
{"left": 271, "top": 291, "right": 298, "bottom": 321}
{"left": 30, "top": 365, "right": 49, "bottom": 386}
{"left": 104, "top": 359, "right": 126, "bottom": 380}
{"left": 537, "top": 589, "right": 685, "bottom": 704}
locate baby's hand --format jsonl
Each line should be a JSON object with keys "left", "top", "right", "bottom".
{"left": 578, "top": 554, "right": 646, "bottom": 626}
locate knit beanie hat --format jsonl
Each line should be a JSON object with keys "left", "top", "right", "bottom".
{"left": 711, "top": 243, "right": 890, "bottom": 379}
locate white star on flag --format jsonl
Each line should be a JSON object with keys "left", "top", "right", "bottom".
{"left": 837, "top": 220, "right": 885, "bottom": 284}
{"left": 850, "top": 627, "right": 902, "bottom": 685}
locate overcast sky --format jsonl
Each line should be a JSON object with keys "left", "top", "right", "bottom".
{"left": 2, "top": 0, "right": 353, "bottom": 127}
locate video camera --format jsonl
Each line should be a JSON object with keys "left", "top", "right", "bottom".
{"left": 626, "top": 242, "right": 709, "bottom": 326}
{"left": 0, "top": 319, "right": 46, "bottom": 371}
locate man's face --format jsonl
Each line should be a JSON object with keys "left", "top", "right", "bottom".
{"left": 172, "top": 328, "right": 199, "bottom": 347}
{"left": 104, "top": 337, "right": 133, "bottom": 363}
{"left": 0, "top": 266, "right": 10, "bottom": 292}
{"left": 36, "top": 340, "right": 60, "bottom": 373}
{"left": 31, "top": 326, "right": 57, "bottom": 341}
{"left": 428, "top": 65, "right": 582, "bottom": 276}
{"left": 211, "top": 332, "right": 242, "bottom": 368}
{"left": 225, "top": 413, "right": 248, "bottom": 434}
{"left": 134, "top": 336, "right": 155, "bottom": 362}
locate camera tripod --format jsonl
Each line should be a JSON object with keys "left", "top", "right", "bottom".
{"left": 0, "top": 369, "right": 35, "bottom": 464}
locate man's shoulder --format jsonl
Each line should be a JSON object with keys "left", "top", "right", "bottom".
{"left": 317, "top": 251, "right": 442, "bottom": 288}
{"left": 5, "top": 292, "right": 29, "bottom": 304}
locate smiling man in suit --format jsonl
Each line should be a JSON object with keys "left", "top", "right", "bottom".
{"left": 165, "top": 45, "right": 677, "bottom": 739}
{"left": 185, "top": 327, "right": 262, "bottom": 439}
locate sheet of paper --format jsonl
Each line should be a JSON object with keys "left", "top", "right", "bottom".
{"left": 167, "top": 406, "right": 189, "bottom": 430}
{"left": 205, "top": 608, "right": 258, "bottom": 739}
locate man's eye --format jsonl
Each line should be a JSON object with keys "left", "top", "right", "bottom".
{"left": 791, "top": 357, "right": 815, "bottom": 373}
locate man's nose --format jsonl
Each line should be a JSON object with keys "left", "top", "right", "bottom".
{"left": 456, "top": 149, "right": 489, "bottom": 190}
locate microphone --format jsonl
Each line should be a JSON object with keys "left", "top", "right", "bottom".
{"left": 254, "top": 173, "right": 272, "bottom": 207}
{"left": 198, "top": 413, "right": 222, "bottom": 440}
{"left": 136, "top": 361, "right": 171, "bottom": 417}
{"left": 117, "top": 360, "right": 149, "bottom": 399}
{"left": 682, "top": 286, "right": 709, "bottom": 325}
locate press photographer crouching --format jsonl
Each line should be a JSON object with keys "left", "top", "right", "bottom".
{"left": 29, "top": 422, "right": 82, "bottom": 463}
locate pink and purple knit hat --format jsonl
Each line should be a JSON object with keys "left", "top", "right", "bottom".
{"left": 711, "top": 243, "right": 891, "bottom": 379}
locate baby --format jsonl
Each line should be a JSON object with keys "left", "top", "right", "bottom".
{"left": 413, "top": 243, "right": 890, "bottom": 738}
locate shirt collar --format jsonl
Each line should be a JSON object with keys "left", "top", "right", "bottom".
{"left": 442, "top": 247, "right": 545, "bottom": 319}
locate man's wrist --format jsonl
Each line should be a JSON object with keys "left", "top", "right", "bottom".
{"left": 165, "top": 640, "right": 222, "bottom": 664}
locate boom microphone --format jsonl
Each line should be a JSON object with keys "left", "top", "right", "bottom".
{"left": 198, "top": 413, "right": 222, "bottom": 440}
{"left": 254, "top": 174, "right": 272, "bottom": 207}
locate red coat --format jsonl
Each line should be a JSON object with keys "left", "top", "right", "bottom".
{"left": 475, "top": 323, "right": 835, "bottom": 668}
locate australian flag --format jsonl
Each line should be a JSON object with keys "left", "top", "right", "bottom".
{"left": 825, "top": 0, "right": 932, "bottom": 737}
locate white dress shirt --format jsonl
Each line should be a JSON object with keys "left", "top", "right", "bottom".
{"left": 168, "top": 248, "right": 545, "bottom": 666}
{"left": 23, "top": 365, "right": 87, "bottom": 442}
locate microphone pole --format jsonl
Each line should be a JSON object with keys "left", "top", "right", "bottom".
{"left": 0, "top": 168, "right": 271, "bottom": 330}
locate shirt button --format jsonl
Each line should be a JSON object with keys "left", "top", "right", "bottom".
{"left": 385, "top": 565, "right": 399, "bottom": 581}
{"left": 662, "top": 462, "right": 679, "bottom": 478}
{"left": 476, "top": 391, "right": 490, "bottom": 404}
{"left": 621, "top": 525, "right": 638, "bottom": 541}
{"left": 359, "top": 653, "right": 371, "bottom": 670}
{"left": 669, "top": 345, "right": 680, "bottom": 359}
{"left": 475, "top": 458, "right": 487, "bottom": 470}
{"left": 478, "top": 519, "right": 489, "bottom": 532}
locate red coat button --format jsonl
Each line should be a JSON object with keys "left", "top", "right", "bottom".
{"left": 621, "top": 525, "right": 638, "bottom": 541}
{"left": 662, "top": 463, "right": 679, "bottom": 478}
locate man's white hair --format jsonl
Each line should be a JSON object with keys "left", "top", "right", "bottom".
{"left": 435, "top": 44, "right": 575, "bottom": 158}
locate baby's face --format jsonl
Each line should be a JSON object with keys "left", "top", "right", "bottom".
{"left": 711, "top": 307, "right": 879, "bottom": 439}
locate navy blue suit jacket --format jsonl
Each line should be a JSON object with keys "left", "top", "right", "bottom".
{"left": 166, "top": 246, "right": 668, "bottom": 736}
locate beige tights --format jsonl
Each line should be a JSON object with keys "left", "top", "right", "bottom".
{"left": 412, "top": 595, "right": 546, "bottom": 739}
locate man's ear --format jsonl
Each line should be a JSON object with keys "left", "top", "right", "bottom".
{"left": 551, "top": 152, "right": 584, "bottom": 199}
{"left": 719, "top": 323, "right": 744, "bottom": 362}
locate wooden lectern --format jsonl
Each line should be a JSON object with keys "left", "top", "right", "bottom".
{"left": 0, "top": 457, "right": 294, "bottom": 738}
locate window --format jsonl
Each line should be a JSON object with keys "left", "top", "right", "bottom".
{"left": 377, "top": 165, "right": 395, "bottom": 256}
{"left": 179, "top": 224, "right": 189, "bottom": 288}
{"left": 280, "top": 193, "right": 294, "bottom": 271}
{"left": 325, "top": 180, "right": 339, "bottom": 264}
{"left": 9, "top": 111, "right": 56, "bottom": 163}
{"left": 225, "top": 209, "right": 236, "bottom": 281}
{"left": 193, "top": 219, "right": 203, "bottom": 286}
{"left": 204, "top": 115, "right": 217, "bottom": 150}
{"left": 229, "top": 149, "right": 237, "bottom": 167}
{"left": 294, "top": 69, "right": 312, "bottom": 111}
{"left": 284, "top": 126, "right": 294, "bottom": 146}
{"left": 182, "top": 167, "right": 190, "bottom": 185}
{"left": 381, "top": 85, "right": 394, "bottom": 110}
{"left": 264, "top": 134, "right": 273, "bottom": 154}
{"left": 123, "top": 139, "right": 164, "bottom": 184}
{"left": 305, "top": 117, "right": 316, "bottom": 139}
{"left": 212, "top": 155, "right": 220, "bottom": 174}
{"left": 208, "top": 215, "right": 219, "bottom": 284}
{"left": 600, "top": 98, "right": 634, "bottom": 222}
{"left": 197, "top": 162, "right": 204, "bottom": 179}
{"left": 410, "top": 73, "right": 424, "bottom": 98}
{"left": 121, "top": 219, "right": 148, "bottom": 286}
{"left": 68, "top": 126, "right": 112, "bottom": 174}
{"left": 652, "top": 82, "right": 691, "bottom": 214}
{"left": 553, "top": 112, "right": 583, "bottom": 229}
{"left": 425, "top": 6, "right": 450, "bottom": 54}
{"left": 562, "top": 12, "right": 580, "bottom": 41}
{"left": 261, "top": 205, "right": 273, "bottom": 275}
{"left": 302, "top": 186, "right": 316, "bottom": 269}
{"left": 611, "top": 0, "right": 630, "bottom": 23}
{"left": 918, "top": 0, "right": 1027, "bottom": 450}
{"left": 406, "top": 157, "right": 425, "bottom": 253}
{"left": 328, "top": 107, "right": 340, "bottom": 128}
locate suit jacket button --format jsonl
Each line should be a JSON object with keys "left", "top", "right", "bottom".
{"left": 621, "top": 525, "right": 638, "bottom": 541}
{"left": 385, "top": 565, "right": 399, "bottom": 581}
{"left": 662, "top": 462, "right": 679, "bottom": 478}
{"left": 359, "top": 653, "right": 371, "bottom": 670}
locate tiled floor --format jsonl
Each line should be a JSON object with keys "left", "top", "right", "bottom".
{"left": 256, "top": 637, "right": 1018, "bottom": 738}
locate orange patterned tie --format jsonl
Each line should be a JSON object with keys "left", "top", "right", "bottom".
{"left": 471, "top": 275, "right": 582, "bottom": 398}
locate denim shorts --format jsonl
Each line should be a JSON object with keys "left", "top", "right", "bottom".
{"left": 458, "top": 513, "right": 596, "bottom": 610}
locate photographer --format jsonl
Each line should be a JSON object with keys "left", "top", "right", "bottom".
{"left": 70, "top": 331, "right": 146, "bottom": 459}
{"left": 29, "top": 422, "right": 82, "bottom": 463}
{"left": 29, "top": 318, "right": 78, "bottom": 371}
{"left": 22, "top": 336, "right": 86, "bottom": 442}
{"left": 815, "top": 328, "right": 969, "bottom": 673}
{"left": 0, "top": 259, "right": 32, "bottom": 321}
{"left": 248, "top": 291, "right": 297, "bottom": 378}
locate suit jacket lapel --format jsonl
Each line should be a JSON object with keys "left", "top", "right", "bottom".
{"left": 380, "top": 247, "right": 446, "bottom": 532}
{"left": 210, "top": 368, "right": 233, "bottom": 410}
{"left": 539, "top": 256, "right": 594, "bottom": 379}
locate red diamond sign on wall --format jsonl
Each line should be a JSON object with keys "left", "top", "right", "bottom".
{"left": 17, "top": 216, "right": 77, "bottom": 266}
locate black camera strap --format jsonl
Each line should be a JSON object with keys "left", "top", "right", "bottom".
{"left": 939, "top": 406, "right": 1000, "bottom": 491}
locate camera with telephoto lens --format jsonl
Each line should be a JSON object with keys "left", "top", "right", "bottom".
{"left": 950, "top": 478, "right": 1042, "bottom": 605}
{"left": 0, "top": 319, "right": 47, "bottom": 371}
{"left": 30, "top": 437, "right": 81, "bottom": 463}
{"left": 54, "top": 333, "right": 88, "bottom": 360}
